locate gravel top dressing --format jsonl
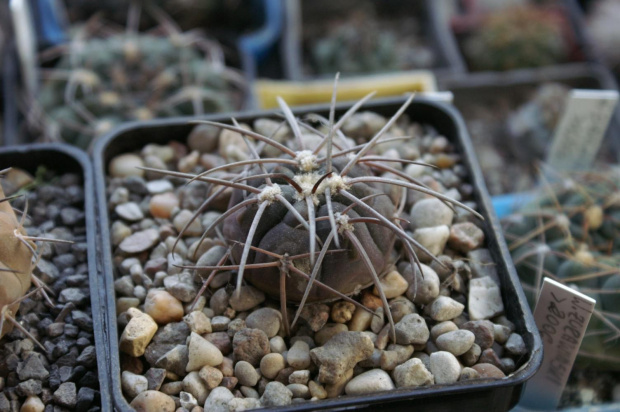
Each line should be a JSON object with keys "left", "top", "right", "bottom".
{"left": 102, "top": 96, "right": 535, "bottom": 411}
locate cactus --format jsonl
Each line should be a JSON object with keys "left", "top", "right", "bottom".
{"left": 144, "top": 79, "right": 483, "bottom": 337}
{"left": 308, "top": 6, "right": 435, "bottom": 75}
{"left": 463, "top": 6, "right": 569, "bottom": 71}
{"left": 31, "top": 8, "right": 246, "bottom": 149}
{"left": 502, "top": 168, "right": 620, "bottom": 369}
{"left": 0, "top": 168, "right": 46, "bottom": 346}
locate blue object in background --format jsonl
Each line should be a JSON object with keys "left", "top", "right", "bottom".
{"left": 31, "top": 0, "right": 68, "bottom": 48}
{"left": 492, "top": 192, "right": 536, "bottom": 219}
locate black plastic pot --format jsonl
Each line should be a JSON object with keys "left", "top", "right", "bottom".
{"left": 0, "top": 143, "right": 111, "bottom": 412}
{"left": 281, "top": 0, "right": 465, "bottom": 81}
{"left": 93, "top": 97, "right": 542, "bottom": 411}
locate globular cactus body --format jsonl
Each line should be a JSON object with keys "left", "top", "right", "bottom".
{"left": 503, "top": 170, "right": 620, "bottom": 368}
{"left": 0, "top": 180, "right": 36, "bottom": 339}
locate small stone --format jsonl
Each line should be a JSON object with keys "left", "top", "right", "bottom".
{"left": 412, "top": 225, "right": 451, "bottom": 259}
{"left": 233, "top": 329, "right": 270, "bottom": 366}
{"left": 119, "top": 308, "right": 158, "bottom": 357}
{"left": 505, "top": 333, "right": 527, "bottom": 356}
{"left": 430, "top": 321, "right": 458, "bottom": 341}
{"left": 17, "top": 379, "right": 42, "bottom": 397}
{"left": 479, "top": 347, "right": 503, "bottom": 368}
{"left": 374, "top": 270, "right": 408, "bottom": 299}
{"left": 298, "top": 304, "right": 330, "bottom": 332}
{"left": 371, "top": 307, "right": 385, "bottom": 334}
{"left": 308, "top": 381, "right": 327, "bottom": 400}
{"left": 348, "top": 306, "right": 373, "bottom": 332}
{"left": 145, "top": 368, "right": 166, "bottom": 391}
{"left": 410, "top": 198, "right": 454, "bottom": 229}
{"left": 403, "top": 265, "right": 440, "bottom": 308}
{"left": 16, "top": 353, "right": 50, "bottom": 381}
{"left": 448, "top": 222, "right": 484, "bottom": 253}
{"left": 245, "top": 308, "right": 282, "bottom": 338}
{"left": 289, "top": 370, "right": 311, "bottom": 385}
{"left": 20, "top": 395, "right": 45, "bottom": 412}
{"left": 203, "top": 332, "right": 232, "bottom": 356}
{"left": 500, "top": 357, "right": 516, "bottom": 374}
{"left": 459, "top": 367, "right": 480, "bottom": 381}
{"left": 149, "top": 193, "right": 179, "bottom": 219}
{"left": 115, "top": 202, "right": 144, "bottom": 221}
{"left": 160, "top": 381, "right": 183, "bottom": 396}
{"left": 393, "top": 358, "right": 434, "bottom": 388}
{"left": 234, "top": 361, "right": 260, "bottom": 387}
{"left": 429, "top": 351, "right": 461, "bottom": 384}
{"left": 211, "top": 316, "right": 231, "bottom": 332}
{"left": 183, "top": 371, "right": 209, "bottom": 404}
{"left": 324, "top": 368, "right": 354, "bottom": 398}
{"left": 173, "top": 210, "right": 203, "bottom": 237}
{"left": 204, "top": 387, "right": 234, "bottom": 412}
{"left": 261, "top": 353, "right": 286, "bottom": 379}
{"left": 468, "top": 249, "right": 500, "bottom": 284}
{"left": 130, "top": 390, "right": 175, "bottom": 412}
{"left": 310, "top": 332, "right": 373, "bottom": 384}
{"left": 53, "top": 382, "right": 77, "bottom": 408}
{"left": 199, "top": 365, "right": 223, "bottom": 389}
{"left": 119, "top": 228, "right": 159, "bottom": 254}
{"left": 228, "top": 286, "right": 265, "bottom": 312}
{"left": 428, "top": 296, "right": 465, "bottom": 321}
{"left": 180, "top": 391, "right": 198, "bottom": 410}
{"left": 184, "top": 312, "right": 212, "bottom": 335}
{"left": 493, "top": 324, "right": 512, "bottom": 345}
{"left": 229, "top": 397, "right": 262, "bottom": 411}
{"left": 394, "top": 314, "right": 429, "bottom": 345}
{"left": 435, "top": 330, "right": 475, "bottom": 356}
{"left": 144, "top": 289, "right": 184, "bottom": 325}
{"left": 146, "top": 179, "right": 174, "bottom": 194}
{"left": 122, "top": 371, "right": 148, "bottom": 399}
{"left": 260, "top": 381, "right": 293, "bottom": 407}
{"left": 58, "top": 288, "right": 87, "bottom": 305}
{"left": 287, "top": 383, "right": 311, "bottom": 399}
{"left": 109, "top": 154, "right": 144, "bottom": 178}
{"left": 378, "top": 350, "right": 399, "bottom": 370}
{"left": 389, "top": 297, "right": 416, "bottom": 323}
{"left": 460, "top": 320, "right": 495, "bottom": 350}
{"left": 461, "top": 343, "right": 481, "bottom": 367}
{"left": 345, "top": 369, "right": 394, "bottom": 395}
{"left": 274, "top": 367, "right": 295, "bottom": 386}
{"left": 314, "top": 323, "right": 348, "bottom": 346}
{"left": 469, "top": 277, "right": 504, "bottom": 320}
{"left": 269, "top": 336, "right": 287, "bottom": 354}
{"left": 286, "top": 340, "right": 311, "bottom": 370}
{"left": 186, "top": 332, "right": 224, "bottom": 372}
{"left": 155, "top": 345, "right": 189, "bottom": 377}
{"left": 471, "top": 363, "right": 506, "bottom": 379}
{"left": 330, "top": 301, "right": 355, "bottom": 323}
{"left": 240, "top": 386, "right": 260, "bottom": 399}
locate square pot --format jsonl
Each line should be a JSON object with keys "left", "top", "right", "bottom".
{"left": 0, "top": 143, "right": 111, "bottom": 412}
{"left": 93, "top": 97, "right": 542, "bottom": 411}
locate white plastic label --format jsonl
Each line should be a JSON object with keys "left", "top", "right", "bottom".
{"left": 519, "top": 277, "right": 596, "bottom": 410}
{"left": 547, "top": 89, "right": 618, "bottom": 172}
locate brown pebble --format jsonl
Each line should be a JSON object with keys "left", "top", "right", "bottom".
{"left": 471, "top": 363, "right": 506, "bottom": 379}
{"left": 478, "top": 348, "right": 503, "bottom": 370}
{"left": 149, "top": 193, "right": 179, "bottom": 219}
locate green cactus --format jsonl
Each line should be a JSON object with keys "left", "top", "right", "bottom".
{"left": 502, "top": 168, "right": 620, "bottom": 369}
{"left": 33, "top": 16, "right": 247, "bottom": 149}
{"left": 463, "top": 6, "right": 569, "bottom": 71}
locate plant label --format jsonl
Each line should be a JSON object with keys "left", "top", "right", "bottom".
{"left": 519, "top": 277, "right": 596, "bottom": 410}
{"left": 547, "top": 89, "right": 618, "bottom": 172}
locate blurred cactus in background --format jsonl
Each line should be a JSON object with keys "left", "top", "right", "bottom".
{"left": 463, "top": 6, "right": 569, "bottom": 71}
{"left": 305, "top": 1, "right": 435, "bottom": 76}
{"left": 28, "top": 9, "right": 247, "bottom": 149}
{"left": 502, "top": 168, "right": 620, "bottom": 369}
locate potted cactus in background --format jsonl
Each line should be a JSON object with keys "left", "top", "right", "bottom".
{"left": 502, "top": 167, "right": 620, "bottom": 408}
{"left": 21, "top": 4, "right": 248, "bottom": 149}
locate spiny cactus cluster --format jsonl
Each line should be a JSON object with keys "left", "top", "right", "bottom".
{"left": 502, "top": 168, "right": 620, "bottom": 369}
{"left": 307, "top": 5, "right": 434, "bottom": 76}
{"left": 463, "top": 6, "right": 570, "bottom": 71}
{"left": 32, "top": 13, "right": 246, "bottom": 149}
{"left": 143, "top": 85, "right": 482, "bottom": 337}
